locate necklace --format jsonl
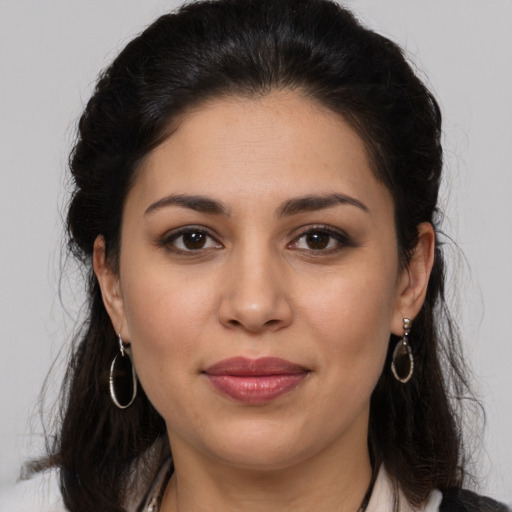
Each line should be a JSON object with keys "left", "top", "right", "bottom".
{"left": 142, "top": 459, "right": 377, "bottom": 512}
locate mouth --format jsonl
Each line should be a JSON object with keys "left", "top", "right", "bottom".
{"left": 203, "top": 357, "right": 310, "bottom": 404}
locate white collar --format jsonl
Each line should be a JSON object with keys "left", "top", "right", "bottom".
{"left": 366, "top": 466, "right": 442, "bottom": 512}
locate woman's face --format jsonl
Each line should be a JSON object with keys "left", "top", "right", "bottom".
{"left": 97, "top": 91, "right": 422, "bottom": 472}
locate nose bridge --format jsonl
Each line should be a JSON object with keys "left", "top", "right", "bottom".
{"left": 219, "top": 234, "right": 292, "bottom": 333}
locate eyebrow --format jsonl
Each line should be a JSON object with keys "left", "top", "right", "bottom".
{"left": 277, "top": 193, "right": 369, "bottom": 217}
{"left": 144, "top": 192, "right": 369, "bottom": 217}
{"left": 144, "top": 194, "right": 229, "bottom": 216}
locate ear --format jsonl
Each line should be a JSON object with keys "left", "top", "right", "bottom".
{"left": 93, "top": 235, "right": 128, "bottom": 340}
{"left": 391, "top": 222, "right": 435, "bottom": 336}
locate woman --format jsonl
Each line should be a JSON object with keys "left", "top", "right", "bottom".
{"left": 32, "top": 0, "right": 508, "bottom": 510}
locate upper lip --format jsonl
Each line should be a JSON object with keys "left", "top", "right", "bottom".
{"left": 204, "top": 357, "right": 309, "bottom": 376}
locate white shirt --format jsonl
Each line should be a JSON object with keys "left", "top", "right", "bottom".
{"left": 366, "top": 466, "right": 442, "bottom": 512}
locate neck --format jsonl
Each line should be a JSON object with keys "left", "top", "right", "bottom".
{"left": 160, "top": 425, "right": 373, "bottom": 512}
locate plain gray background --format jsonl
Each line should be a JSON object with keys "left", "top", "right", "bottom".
{"left": 0, "top": 0, "right": 511, "bottom": 504}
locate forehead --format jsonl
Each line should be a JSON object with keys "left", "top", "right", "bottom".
{"left": 129, "top": 90, "right": 392, "bottom": 215}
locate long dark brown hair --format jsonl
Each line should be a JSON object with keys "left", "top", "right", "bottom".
{"left": 42, "top": 1, "right": 476, "bottom": 510}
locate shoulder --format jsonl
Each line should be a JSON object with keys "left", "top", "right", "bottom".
{"left": 366, "top": 466, "right": 510, "bottom": 512}
{"left": 440, "top": 488, "right": 510, "bottom": 512}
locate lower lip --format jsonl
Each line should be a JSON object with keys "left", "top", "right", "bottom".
{"left": 206, "top": 374, "right": 308, "bottom": 404}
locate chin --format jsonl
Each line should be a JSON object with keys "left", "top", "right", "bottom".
{"left": 181, "top": 415, "right": 344, "bottom": 472}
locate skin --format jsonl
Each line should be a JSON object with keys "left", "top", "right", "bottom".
{"left": 94, "top": 91, "right": 435, "bottom": 511}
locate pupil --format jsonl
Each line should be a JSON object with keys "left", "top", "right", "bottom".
{"left": 307, "top": 232, "right": 329, "bottom": 250}
{"left": 183, "top": 232, "right": 206, "bottom": 249}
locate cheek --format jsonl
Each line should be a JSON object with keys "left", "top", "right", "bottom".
{"left": 123, "top": 263, "right": 214, "bottom": 344}
{"left": 119, "top": 268, "right": 217, "bottom": 404}
{"left": 299, "top": 263, "right": 397, "bottom": 381}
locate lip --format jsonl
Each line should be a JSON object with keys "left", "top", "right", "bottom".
{"left": 203, "top": 357, "right": 310, "bottom": 404}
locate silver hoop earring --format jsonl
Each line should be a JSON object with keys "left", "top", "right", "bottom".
{"left": 391, "top": 317, "right": 414, "bottom": 383}
{"left": 109, "top": 333, "right": 137, "bottom": 409}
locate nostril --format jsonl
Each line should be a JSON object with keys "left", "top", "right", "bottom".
{"left": 225, "top": 317, "right": 283, "bottom": 332}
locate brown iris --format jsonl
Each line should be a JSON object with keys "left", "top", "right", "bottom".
{"left": 305, "top": 232, "right": 330, "bottom": 250}
{"left": 183, "top": 231, "right": 207, "bottom": 249}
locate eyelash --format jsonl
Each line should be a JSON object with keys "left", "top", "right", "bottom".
{"left": 288, "top": 225, "right": 352, "bottom": 254}
{"left": 160, "top": 225, "right": 352, "bottom": 255}
{"left": 160, "top": 226, "right": 222, "bottom": 255}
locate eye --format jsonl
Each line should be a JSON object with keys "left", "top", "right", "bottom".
{"left": 289, "top": 227, "right": 349, "bottom": 252}
{"left": 163, "top": 227, "right": 222, "bottom": 253}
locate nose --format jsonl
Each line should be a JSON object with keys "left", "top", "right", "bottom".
{"left": 218, "top": 244, "right": 293, "bottom": 334}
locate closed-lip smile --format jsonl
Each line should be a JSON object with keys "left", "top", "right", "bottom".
{"left": 203, "top": 357, "right": 310, "bottom": 404}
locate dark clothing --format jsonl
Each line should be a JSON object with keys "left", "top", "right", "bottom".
{"left": 441, "top": 488, "right": 510, "bottom": 512}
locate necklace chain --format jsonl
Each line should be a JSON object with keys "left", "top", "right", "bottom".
{"left": 143, "top": 460, "right": 376, "bottom": 512}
